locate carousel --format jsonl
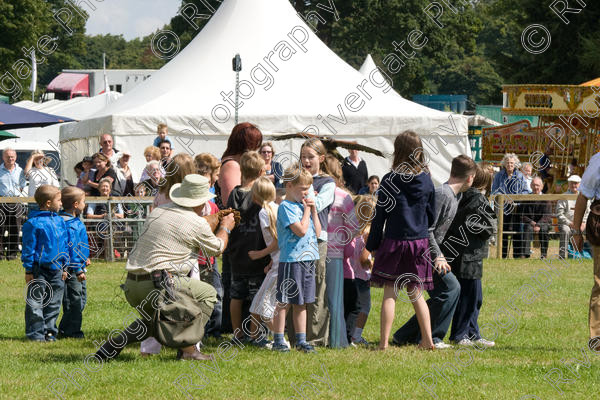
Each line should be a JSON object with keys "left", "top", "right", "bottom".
{"left": 482, "top": 80, "right": 600, "bottom": 192}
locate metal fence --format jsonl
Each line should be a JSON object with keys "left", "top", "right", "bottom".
{"left": 0, "top": 194, "right": 590, "bottom": 263}
{"left": 490, "top": 194, "right": 588, "bottom": 259}
{"left": 0, "top": 196, "right": 154, "bottom": 262}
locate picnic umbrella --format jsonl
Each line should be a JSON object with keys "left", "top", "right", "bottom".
{"left": 0, "top": 102, "right": 74, "bottom": 130}
{"left": 0, "top": 131, "right": 19, "bottom": 142}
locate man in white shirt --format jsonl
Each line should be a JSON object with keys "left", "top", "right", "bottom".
{"left": 557, "top": 175, "right": 589, "bottom": 259}
{"left": 0, "top": 148, "right": 26, "bottom": 259}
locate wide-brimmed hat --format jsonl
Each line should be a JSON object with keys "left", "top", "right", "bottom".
{"left": 169, "top": 174, "right": 215, "bottom": 208}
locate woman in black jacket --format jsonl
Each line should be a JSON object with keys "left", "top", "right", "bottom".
{"left": 442, "top": 165, "right": 497, "bottom": 347}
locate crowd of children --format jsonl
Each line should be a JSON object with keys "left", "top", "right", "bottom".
{"left": 24, "top": 122, "right": 498, "bottom": 356}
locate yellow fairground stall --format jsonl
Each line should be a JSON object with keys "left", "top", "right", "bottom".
{"left": 483, "top": 81, "right": 600, "bottom": 192}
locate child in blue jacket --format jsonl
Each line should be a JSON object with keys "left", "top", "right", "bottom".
{"left": 58, "top": 187, "right": 90, "bottom": 338}
{"left": 23, "top": 185, "right": 69, "bottom": 342}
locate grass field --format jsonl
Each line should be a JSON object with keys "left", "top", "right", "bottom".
{"left": 1, "top": 257, "right": 600, "bottom": 400}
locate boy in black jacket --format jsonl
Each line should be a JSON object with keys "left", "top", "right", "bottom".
{"left": 444, "top": 165, "right": 497, "bottom": 346}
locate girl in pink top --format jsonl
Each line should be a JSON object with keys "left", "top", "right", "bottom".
{"left": 344, "top": 195, "right": 376, "bottom": 346}
{"left": 325, "top": 155, "right": 359, "bottom": 348}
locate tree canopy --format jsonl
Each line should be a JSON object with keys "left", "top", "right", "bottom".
{"left": 1, "top": 0, "right": 598, "bottom": 105}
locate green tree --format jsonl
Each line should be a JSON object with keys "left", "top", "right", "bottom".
{"left": 479, "top": 0, "right": 600, "bottom": 85}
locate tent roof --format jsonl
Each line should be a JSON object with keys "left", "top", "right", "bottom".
{"left": 1, "top": 92, "right": 121, "bottom": 150}
{"left": 0, "top": 103, "right": 74, "bottom": 130}
{"left": 359, "top": 54, "right": 403, "bottom": 98}
{"left": 581, "top": 78, "right": 600, "bottom": 87}
{"left": 47, "top": 73, "right": 89, "bottom": 93}
{"left": 61, "top": 0, "right": 466, "bottom": 141}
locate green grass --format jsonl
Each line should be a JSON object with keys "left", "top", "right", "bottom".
{"left": 1, "top": 258, "right": 599, "bottom": 400}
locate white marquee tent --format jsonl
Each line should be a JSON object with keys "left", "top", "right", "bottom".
{"left": 2, "top": 92, "right": 122, "bottom": 153}
{"left": 59, "top": 0, "right": 470, "bottom": 185}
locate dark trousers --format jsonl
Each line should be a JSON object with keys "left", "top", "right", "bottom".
{"left": 201, "top": 265, "right": 223, "bottom": 338}
{"left": 58, "top": 273, "right": 87, "bottom": 338}
{"left": 449, "top": 278, "right": 482, "bottom": 342}
{"left": 1, "top": 203, "right": 24, "bottom": 258}
{"left": 25, "top": 265, "right": 65, "bottom": 340}
{"left": 221, "top": 253, "right": 232, "bottom": 334}
{"left": 393, "top": 270, "right": 461, "bottom": 344}
{"left": 501, "top": 213, "right": 523, "bottom": 259}
{"left": 522, "top": 223, "right": 550, "bottom": 258}
{"left": 343, "top": 278, "right": 359, "bottom": 340}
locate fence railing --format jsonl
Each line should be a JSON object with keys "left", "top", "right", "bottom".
{"left": 0, "top": 196, "right": 155, "bottom": 262}
{"left": 0, "top": 194, "right": 590, "bottom": 263}
{"left": 490, "top": 193, "right": 585, "bottom": 259}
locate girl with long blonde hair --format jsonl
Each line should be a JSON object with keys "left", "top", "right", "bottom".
{"left": 247, "top": 177, "right": 280, "bottom": 346}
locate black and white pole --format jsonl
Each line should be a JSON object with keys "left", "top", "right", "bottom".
{"left": 232, "top": 54, "right": 242, "bottom": 125}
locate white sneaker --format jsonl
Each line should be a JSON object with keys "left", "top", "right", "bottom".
{"left": 456, "top": 338, "right": 474, "bottom": 346}
{"left": 433, "top": 341, "right": 453, "bottom": 349}
{"left": 475, "top": 338, "right": 495, "bottom": 347}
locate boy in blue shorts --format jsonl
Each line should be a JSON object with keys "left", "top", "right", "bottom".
{"left": 272, "top": 166, "right": 321, "bottom": 353}
{"left": 23, "top": 185, "right": 69, "bottom": 342}
{"left": 58, "top": 186, "right": 90, "bottom": 338}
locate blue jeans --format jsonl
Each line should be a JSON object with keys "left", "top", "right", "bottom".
{"left": 25, "top": 265, "right": 65, "bottom": 340}
{"left": 202, "top": 263, "right": 224, "bottom": 338}
{"left": 393, "top": 271, "right": 460, "bottom": 344}
{"left": 58, "top": 272, "right": 87, "bottom": 338}
{"left": 449, "top": 278, "right": 482, "bottom": 342}
{"left": 325, "top": 258, "right": 348, "bottom": 348}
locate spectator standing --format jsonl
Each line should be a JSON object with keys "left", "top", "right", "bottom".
{"left": 216, "top": 122, "right": 263, "bottom": 209}
{"left": 491, "top": 153, "right": 529, "bottom": 258}
{"left": 99, "top": 133, "right": 121, "bottom": 166}
{"left": 392, "top": 154, "right": 476, "bottom": 349}
{"left": 158, "top": 140, "right": 173, "bottom": 170}
{"left": 216, "top": 123, "right": 263, "bottom": 334}
{"left": 194, "top": 153, "right": 221, "bottom": 194}
{"left": 557, "top": 175, "right": 589, "bottom": 259}
{"left": 115, "top": 150, "right": 134, "bottom": 197}
{"left": 521, "top": 162, "right": 533, "bottom": 193}
{"left": 140, "top": 146, "right": 162, "bottom": 182}
{"left": 342, "top": 149, "right": 368, "bottom": 194}
{"left": 78, "top": 156, "right": 95, "bottom": 195}
{"left": 520, "top": 177, "right": 552, "bottom": 259}
{"left": 259, "top": 142, "right": 283, "bottom": 188}
{"left": 24, "top": 150, "right": 60, "bottom": 198}
{"left": 86, "top": 153, "right": 119, "bottom": 197}
{"left": 358, "top": 175, "right": 379, "bottom": 195}
{"left": 0, "top": 148, "right": 26, "bottom": 260}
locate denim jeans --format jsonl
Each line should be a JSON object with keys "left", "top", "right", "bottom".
{"left": 325, "top": 258, "right": 348, "bottom": 348}
{"left": 25, "top": 265, "right": 65, "bottom": 340}
{"left": 201, "top": 263, "right": 224, "bottom": 338}
{"left": 393, "top": 270, "right": 461, "bottom": 344}
{"left": 58, "top": 272, "right": 87, "bottom": 338}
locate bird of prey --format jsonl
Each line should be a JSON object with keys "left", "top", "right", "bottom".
{"left": 271, "top": 132, "right": 386, "bottom": 162}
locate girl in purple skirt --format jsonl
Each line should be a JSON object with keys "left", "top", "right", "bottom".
{"left": 366, "top": 131, "right": 436, "bottom": 350}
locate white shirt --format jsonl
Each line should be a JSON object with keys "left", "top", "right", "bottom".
{"left": 27, "top": 167, "right": 59, "bottom": 197}
{"left": 580, "top": 152, "right": 600, "bottom": 200}
{"left": 259, "top": 202, "right": 280, "bottom": 266}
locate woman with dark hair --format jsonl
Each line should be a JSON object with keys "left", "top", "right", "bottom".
{"left": 259, "top": 142, "right": 283, "bottom": 188}
{"left": 215, "top": 122, "right": 263, "bottom": 208}
{"left": 84, "top": 153, "right": 120, "bottom": 196}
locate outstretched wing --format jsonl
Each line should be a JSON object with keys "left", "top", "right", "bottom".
{"left": 331, "top": 139, "right": 385, "bottom": 157}
{"left": 270, "top": 132, "right": 318, "bottom": 141}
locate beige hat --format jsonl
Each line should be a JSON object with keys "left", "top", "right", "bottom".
{"left": 169, "top": 174, "right": 215, "bottom": 208}
{"left": 568, "top": 175, "right": 581, "bottom": 183}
